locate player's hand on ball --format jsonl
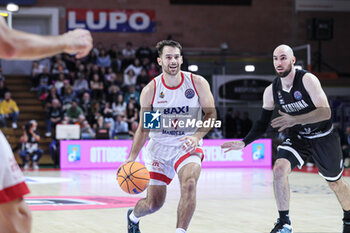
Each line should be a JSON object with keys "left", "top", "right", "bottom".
{"left": 180, "top": 135, "right": 199, "bottom": 153}
{"left": 221, "top": 140, "right": 245, "bottom": 153}
{"left": 117, "top": 158, "right": 134, "bottom": 175}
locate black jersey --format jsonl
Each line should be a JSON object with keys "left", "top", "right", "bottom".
{"left": 272, "top": 69, "right": 332, "bottom": 138}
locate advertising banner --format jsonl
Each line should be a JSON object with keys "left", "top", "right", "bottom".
{"left": 60, "top": 139, "right": 272, "bottom": 169}
{"left": 66, "top": 8, "right": 156, "bottom": 32}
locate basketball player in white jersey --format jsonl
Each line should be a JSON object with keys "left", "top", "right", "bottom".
{"left": 123, "top": 40, "right": 216, "bottom": 233}
{"left": 0, "top": 16, "right": 92, "bottom": 233}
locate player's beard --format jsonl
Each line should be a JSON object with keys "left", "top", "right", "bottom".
{"left": 163, "top": 64, "right": 180, "bottom": 76}
{"left": 276, "top": 62, "right": 292, "bottom": 78}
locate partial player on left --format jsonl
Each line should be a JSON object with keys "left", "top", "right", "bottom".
{"left": 0, "top": 15, "right": 92, "bottom": 233}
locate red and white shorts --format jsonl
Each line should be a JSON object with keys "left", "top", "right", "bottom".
{"left": 144, "top": 139, "right": 204, "bottom": 185}
{"left": 0, "top": 131, "right": 30, "bottom": 204}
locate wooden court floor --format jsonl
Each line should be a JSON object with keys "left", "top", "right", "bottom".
{"left": 23, "top": 168, "right": 349, "bottom": 233}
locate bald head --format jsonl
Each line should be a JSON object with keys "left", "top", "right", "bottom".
{"left": 273, "top": 44, "right": 294, "bottom": 58}
{"left": 273, "top": 44, "right": 296, "bottom": 78}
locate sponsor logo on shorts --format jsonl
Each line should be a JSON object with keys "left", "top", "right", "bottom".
{"left": 67, "top": 145, "right": 81, "bottom": 162}
{"left": 283, "top": 138, "right": 292, "bottom": 146}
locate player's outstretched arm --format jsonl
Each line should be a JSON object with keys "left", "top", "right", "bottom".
{"left": 126, "top": 81, "right": 154, "bottom": 163}
{"left": 221, "top": 84, "right": 275, "bottom": 152}
{"left": 0, "top": 17, "right": 92, "bottom": 60}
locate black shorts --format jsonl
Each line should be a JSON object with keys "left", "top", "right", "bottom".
{"left": 276, "top": 130, "right": 343, "bottom": 182}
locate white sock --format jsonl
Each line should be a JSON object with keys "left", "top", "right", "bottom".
{"left": 129, "top": 210, "right": 140, "bottom": 224}
{"left": 175, "top": 228, "right": 186, "bottom": 233}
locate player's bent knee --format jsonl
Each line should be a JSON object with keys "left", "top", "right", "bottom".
{"left": 4, "top": 199, "right": 32, "bottom": 233}
{"left": 148, "top": 199, "right": 164, "bottom": 213}
{"left": 327, "top": 178, "right": 343, "bottom": 193}
{"left": 181, "top": 177, "right": 197, "bottom": 193}
{"left": 273, "top": 162, "right": 289, "bottom": 179}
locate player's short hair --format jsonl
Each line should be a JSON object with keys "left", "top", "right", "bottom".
{"left": 156, "top": 40, "right": 182, "bottom": 57}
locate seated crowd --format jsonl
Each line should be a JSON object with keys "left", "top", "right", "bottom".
{"left": 31, "top": 41, "right": 160, "bottom": 140}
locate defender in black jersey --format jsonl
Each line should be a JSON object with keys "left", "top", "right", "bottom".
{"left": 221, "top": 44, "right": 350, "bottom": 233}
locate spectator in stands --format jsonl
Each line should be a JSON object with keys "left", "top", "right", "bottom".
{"left": 125, "top": 101, "right": 139, "bottom": 130}
{"left": 240, "top": 112, "right": 253, "bottom": 138}
{"left": 0, "top": 76, "right": 9, "bottom": 102}
{"left": 52, "top": 56, "right": 69, "bottom": 75}
{"left": 106, "top": 85, "right": 121, "bottom": 104}
{"left": 109, "top": 44, "right": 122, "bottom": 73}
{"left": 44, "top": 86, "right": 60, "bottom": 109}
{"left": 61, "top": 85, "right": 76, "bottom": 111}
{"left": 0, "top": 92, "right": 19, "bottom": 128}
{"left": 96, "top": 48, "right": 111, "bottom": 68}
{"left": 148, "top": 62, "right": 160, "bottom": 78}
{"left": 124, "top": 85, "right": 140, "bottom": 104}
{"left": 80, "top": 92, "right": 92, "bottom": 121}
{"left": 104, "top": 67, "right": 114, "bottom": 80}
{"left": 92, "top": 41, "right": 103, "bottom": 56}
{"left": 81, "top": 120, "right": 95, "bottom": 139}
{"left": 37, "top": 66, "right": 52, "bottom": 98}
{"left": 105, "top": 73, "right": 122, "bottom": 89}
{"left": 136, "top": 68, "right": 151, "bottom": 90}
{"left": 108, "top": 43, "right": 119, "bottom": 60}
{"left": 102, "top": 102, "right": 115, "bottom": 128}
{"left": 73, "top": 72, "right": 89, "bottom": 97}
{"left": 112, "top": 93, "right": 127, "bottom": 116}
{"left": 65, "top": 99, "right": 84, "bottom": 123}
{"left": 31, "top": 61, "right": 42, "bottom": 90}
{"left": 93, "top": 115, "right": 110, "bottom": 139}
{"left": 122, "top": 41, "right": 135, "bottom": 68}
{"left": 90, "top": 73, "right": 104, "bottom": 100}
{"left": 87, "top": 50, "right": 98, "bottom": 64}
{"left": 54, "top": 73, "right": 66, "bottom": 95}
{"left": 125, "top": 58, "right": 143, "bottom": 77}
{"left": 62, "top": 53, "right": 76, "bottom": 70}
{"left": 136, "top": 42, "right": 153, "bottom": 61}
{"left": 123, "top": 69, "right": 137, "bottom": 89}
{"left": 89, "top": 64, "right": 100, "bottom": 80}
{"left": 19, "top": 120, "right": 43, "bottom": 170}
{"left": 45, "top": 98, "right": 63, "bottom": 137}
{"left": 112, "top": 114, "right": 129, "bottom": 138}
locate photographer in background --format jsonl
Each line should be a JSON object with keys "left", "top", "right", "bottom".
{"left": 19, "top": 120, "right": 43, "bottom": 170}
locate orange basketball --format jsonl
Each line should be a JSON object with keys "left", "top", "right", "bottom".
{"left": 117, "top": 162, "right": 150, "bottom": 194}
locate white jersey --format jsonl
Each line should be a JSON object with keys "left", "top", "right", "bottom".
{"left": 149, "top": 71, "right": 202, "bottom": 146}
{"left": 0, "top": 130, "right": 29, "bottom": 203}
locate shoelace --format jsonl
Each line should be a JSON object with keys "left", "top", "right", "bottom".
{"left": 129, "top": 222, "right": 140, "bottom": 233}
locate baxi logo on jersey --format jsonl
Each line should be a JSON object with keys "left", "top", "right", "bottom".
{"left": 252, "top": 143, "right": 265, "bottom": 160}
{"left": 67, "top": 145, "right": 81, "bottom": 162}
{"left": 143, "top": 110, "right": 161, "bottom": 129}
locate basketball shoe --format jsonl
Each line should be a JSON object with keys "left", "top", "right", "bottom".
{"left": 344, "top": 220, "right": 350, "bottom": 233}
{"left": 270, "top": 218, "right": 293, "bottom": 233}
{"left": 127, "top": 208, "right": 141, "bottom": 233}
